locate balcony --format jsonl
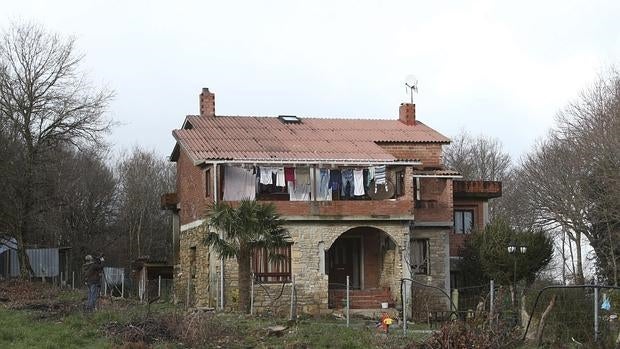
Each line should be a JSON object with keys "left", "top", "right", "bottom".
{"left": 453, "top": 180, "right": 502, "bottom": 199}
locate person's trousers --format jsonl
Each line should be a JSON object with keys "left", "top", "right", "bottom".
{"left": 86, "top": 283, "right": 100, "bottom": 311}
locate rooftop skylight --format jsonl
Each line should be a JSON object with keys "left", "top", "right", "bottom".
{"left": 278, "top": 115, "right": 301, "bottom": 123}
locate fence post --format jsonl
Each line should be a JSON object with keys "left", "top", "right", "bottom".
{"left": 289, "top": 275, "right": 296, "bottom": 321}
{"left": 158, "top": 275, "right": 162, "bottom": 298}
{"left": 346, "top": 275, "right": 350, "bottom": 327}
{"left": 594, "top": 280, "right": 599, "bottom": 342}
{"left": 489, "top": 280, "right": 495, "bottom": 327}
{"left": 72, "top": 272, "right": 75, "bottom": 289}
{"left": 403, "top": 280, "right": 407, "bottom": 335}
{"left": 250, "top": 274, "right": 254, "bottom": 316}
{"left": 451, "top": 288, "right": 459, "bottom": 320}
{"left": 121, "top": 270, "right": 125, "bottom": 298}
{"left": 103, "top": 276, "right": 107, "bottom": 296}
{"left": 60, "top": 272, "right": 63, "bottom": 287}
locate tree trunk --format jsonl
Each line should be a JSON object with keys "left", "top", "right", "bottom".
{"left": 536, "top": 295, "right": 557, "bottom": 346}
{"left": 574, "top": 232, "right": 585, "bottom": 284}
{"left": 606, "top": 219, "right": 618, "bottom": 286}
{"left": 561, "top": 230, "right": 566, "bottom": 285}
{"left": 237, "top": 247, "right": 252, "bottom": 313}
{"left": 15, "top": 232, "right": 33, "bottom": 278}
{"left": 17, "top": 170, "right": 35, "bottom": 278}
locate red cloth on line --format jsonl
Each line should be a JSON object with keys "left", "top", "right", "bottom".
{"left": 284, "top": 167, "right": 295, "bottom": 183}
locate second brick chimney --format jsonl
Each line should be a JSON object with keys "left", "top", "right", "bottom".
{"left": 199, "top": 88, "right": 215, "bottom": 117}
{"left": 399, "top": 103, "right": 416, "bottom": 126}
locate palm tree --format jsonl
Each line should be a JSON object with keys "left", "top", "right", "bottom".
{"left": 203, "top": 199, "right": 291, "bottom": 313}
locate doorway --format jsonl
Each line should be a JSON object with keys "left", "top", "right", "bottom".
{"left": 327, "top": 236, "right": 362, "bottom": 289}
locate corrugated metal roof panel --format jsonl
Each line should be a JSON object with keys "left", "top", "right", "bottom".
{"left": 174, "top": 115, "right": 449, "bottom": 162}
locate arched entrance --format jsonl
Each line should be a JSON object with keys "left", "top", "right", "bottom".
{"left": 327, "top": 226, "right": 398, "bottom": 308}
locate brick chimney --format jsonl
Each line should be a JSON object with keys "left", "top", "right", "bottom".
{"left": 199, "top": 88, "right": 215, "bottom": 117}
{"left": 399, "top": 103, "right": 416, "bottom": 125}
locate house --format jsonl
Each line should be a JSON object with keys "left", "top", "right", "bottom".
{"left": 163, "top": 88, "right": 500, "bottom": 314}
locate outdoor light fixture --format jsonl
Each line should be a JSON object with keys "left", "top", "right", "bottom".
{"left": 507, "top": 240, "right": 528, "bottom": 317}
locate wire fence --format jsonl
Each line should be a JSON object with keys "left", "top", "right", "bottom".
{"left": 522, "top": 284, "right": 620, "bottom": 347}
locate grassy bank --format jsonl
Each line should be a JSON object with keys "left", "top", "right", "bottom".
{"left": 0, "top": 281, "right": 434, "bottom": 348}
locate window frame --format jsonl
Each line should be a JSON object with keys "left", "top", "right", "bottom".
{"left": 394, "top": 169, "right": 406, "bottom": 197}
{"left": 410, "top": 239, "right": 430, "bottom": 275}
{"left": 251, "top": 244, "right": 292, "bottom": 283}
{"left": 454, "top": 209, "right": 474, "bottom": 234}
{"left": 205, "top": 169, "right": 211, "bottom": 198}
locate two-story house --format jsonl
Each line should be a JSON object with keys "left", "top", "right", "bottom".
{"left": 162, "top": 88, "right": 499, "bottom": 314}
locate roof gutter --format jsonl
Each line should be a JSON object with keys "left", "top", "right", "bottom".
{"left": 194, "top": 159, "right": 423, "bottom": 166}
{"left": 412, "top": 174, "right": 463, "bottom": 179}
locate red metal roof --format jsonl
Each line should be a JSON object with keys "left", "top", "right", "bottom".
{"left": 173, "top": 115, "right": 450, "bottom": 163}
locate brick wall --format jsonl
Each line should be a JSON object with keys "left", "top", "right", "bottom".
{"left": 176, "top": 149, "right": 212, "bottom": 225}
{"left": 450, "top": 200, "right": 485, "bottom": 256}
{"left": 378, "top": 143, "right": 444, "bottom": 168}
{"left": 414, "top": 178, "right": 453, "bottom": 222}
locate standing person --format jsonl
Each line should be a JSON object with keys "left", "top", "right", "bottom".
{"left": 82, "top": 254, "right": 104, "bottom": 312}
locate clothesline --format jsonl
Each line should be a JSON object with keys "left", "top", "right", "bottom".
{"left": 222, "top": 165, "right": 389, "bottom": 201}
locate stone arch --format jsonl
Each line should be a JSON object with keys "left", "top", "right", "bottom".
{"left": 324, "top": 225, "right": 401, "bottom": 251}
{"left": 326, "top": 226, "right": 401, "bottom": 291}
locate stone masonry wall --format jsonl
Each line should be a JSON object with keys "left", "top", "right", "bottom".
{"left": 410, "top": 227, "right": 450, "bottom": 312}
{"left": 176, "top": 224, "right": 212, "bottom": 307}
{"left": 180, "top": 221, "right": 411, "bottom": 314}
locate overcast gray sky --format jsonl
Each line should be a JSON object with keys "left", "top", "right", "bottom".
{"left": 3, "top": 0, "right": 619, "bottom": 160}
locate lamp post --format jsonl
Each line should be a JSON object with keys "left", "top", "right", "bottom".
{"left": 507, "top": 243, "right": 527, "bottom": 309}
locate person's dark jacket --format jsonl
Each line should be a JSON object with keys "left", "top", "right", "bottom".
{"left": 82, "top": 260, "right": 103, "bottom": 286}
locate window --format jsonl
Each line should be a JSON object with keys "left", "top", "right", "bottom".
{"left": 252, "top": 245, "right": 292, "bottom": 283}
{"left": 454, "top": 210, "right": 474, "bottom": 234}
{"left": 278, "top": 115, "right": 301, "bottom": 123}
{"left": 394, "top": 169, "right": 405, "bottom": 197}
{"left": 205, "top": 169, "right": 211, "bottom": 198}
{"left": 411, "top": 239, "right": 429, "bottom": 275}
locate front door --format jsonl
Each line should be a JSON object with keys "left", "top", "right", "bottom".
{"left": 328, "top": 237, "right": 361, "bottom": 289}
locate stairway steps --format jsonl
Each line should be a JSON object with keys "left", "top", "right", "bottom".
{"left": 330, "top": 288, "right": 395, "bottom": 309}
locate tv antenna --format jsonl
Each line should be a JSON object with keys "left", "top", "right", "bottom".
{"left": 404, "top": 75, "right": 418, "bottom": 103}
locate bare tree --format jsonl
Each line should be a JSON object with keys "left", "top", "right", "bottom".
{"left": 444, "top": 130, "right": 512, "bottom": 219}
{"left": 443, "top": 130, "right": 512, "bottom": 182}
{"left": 517, "top": 137, "right": 590, "bottom": 284}
{"left": 116, "top": 147, "right": 175, "bottom": 265}
{"left": 0, "top": 22, "right": 113, "bottom": 277}
{"left": 556, "top": 69, "right": 620, "bottom": 284}
{"left": 513, "top": 69, "right": 620, "bottom": 285}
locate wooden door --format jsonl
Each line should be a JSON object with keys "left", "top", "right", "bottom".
{"left": 328, "top": 238, "right": 360, "bottom": 289}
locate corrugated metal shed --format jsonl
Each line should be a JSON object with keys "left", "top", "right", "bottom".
{"left": 7, "top": 248, "right": 59, "bottom": 277}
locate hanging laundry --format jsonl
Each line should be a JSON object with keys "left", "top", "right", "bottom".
{"left": 275, "top": 167, "right": 285, "bottom": 187}
{"left": 315, "top": 168, "right": 332, "bottom": 201}
{"left": 374, "top": 165, "right": 386, "bottom": 185}
{"left": 289, "top": 167, "right": 311, "bottom": 201}
{"left": 259, "top": 166, "right": 274, "bottom": 185}
{"left": 368, "top": 167, "right": 375, "bottom": 181}
{"left": 602, "top": 293, "right": 612, "bottom": 310}
{"left": 353, "top": 169, "right": 365, "bottom": 196}
{"left": 363, "top": 169, "right": 370, "bottom": 189}
{"left": 341, "top": 169, "right": 354, "bottom": 198}
{"left": 223, "top": 166, "right": 256, "bottom": 200}
{"left": 284, "top": 167, "right": 295, "bottom": 183}
{"left": 330, "top": 169, "right": 341, "bottom": 191}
